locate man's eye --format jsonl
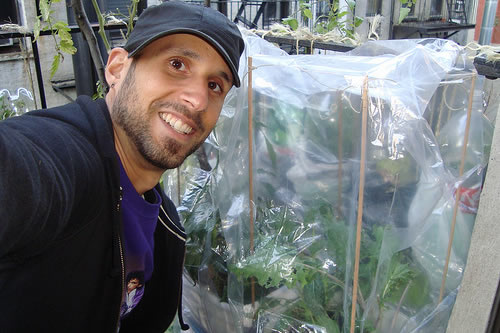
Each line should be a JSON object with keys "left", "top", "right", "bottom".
{"left": 170, "top": 59, "right": 185, "bottom": 71}
{"left": 208, "top": 81, "right": 222, "bottom": 93}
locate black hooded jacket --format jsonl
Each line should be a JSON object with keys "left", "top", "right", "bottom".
{"left": 0, "top": 96, "right": 187, "bottom": 332}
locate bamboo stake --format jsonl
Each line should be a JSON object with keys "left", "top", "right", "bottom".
{"left": 350, "top": 77, "right": 369, "bottom": 333}
{"left": 438, "top": 74, "right": 476, "bottom": 303}
{"left": 247, "top": 57, "right": 256, "bottom": 307}
{"left": 447, "top": 82, "right": 460, "bottom": 124}
{"left": 431, "top": 84, "right": 446, "bottom": 134}
{"left": 177, "top": 168, "right": 181, "bottom": 206}
{"left": 435, "top": 99, "right": 444, "bottom": 137}
{"left": 337, "top": 90, "right": 344, "bottom": 217}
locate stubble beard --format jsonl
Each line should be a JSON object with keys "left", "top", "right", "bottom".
{"left": 111, "top": 60, "right": 207, "bottom": 170}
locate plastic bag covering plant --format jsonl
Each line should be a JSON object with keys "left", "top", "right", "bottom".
{"left": 165, "top": 32, "right": 494, "bottom": 333}
{"left": 0, "top": 88, "right": 35, "bottom": 120}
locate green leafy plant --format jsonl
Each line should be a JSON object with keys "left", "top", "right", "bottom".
{"left": 398, "top": 0, "right": 417, "bottom": 24}
{"left": 91, "top": 0, "right": 141, "bottom": 54}
{"left": 179, "top": 115, "right": 429, "bottom": 333}
{"left": 0, "top": 91, "right": 31, "bottom": 120}
{"left": 34, "top": 0, "right": 141, "bottom": 98}
{"left": 180, "top": 171, "right": 428, "bottom": 332}
{"left": 34, "top": 0, "right": 77, "bottom": 79}
{"left": 282, "top": 0, "right": 363, "bottom": 40}
{"left": 0, "top": 94, "right": 16, "bottom": 120}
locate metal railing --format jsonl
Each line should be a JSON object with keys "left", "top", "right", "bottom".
{"left": 186, "top": 0, "right": 299, "bottom": 30}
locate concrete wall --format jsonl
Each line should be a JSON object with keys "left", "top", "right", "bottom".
{"left": 447, "top": 78, "right": 500, "bottom": 332}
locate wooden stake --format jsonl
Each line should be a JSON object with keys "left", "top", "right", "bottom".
{"left": 337, "top": 90, "right": 344, "bottom": 217}
{"left": 350, "top": 77, "right": 369, "bottom": 333}
{"left": 247, "top": 57, "right": 256, "bottom": 307}
{"left": 177, "top": 168, "right": 181, "bottom": 206}
{"left": 438, "top": 74, "right": 476, "bottom": 303}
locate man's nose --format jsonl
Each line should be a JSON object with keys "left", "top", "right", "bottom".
{"left": 180, "top": 78, "right": 208, "bottom": 112}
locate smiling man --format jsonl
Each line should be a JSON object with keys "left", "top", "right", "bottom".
{"left": 0, "top": 1, "right": 244, "bottom": 332}
{"left": 108, "top": 32, "right": 235, "bottom": 193}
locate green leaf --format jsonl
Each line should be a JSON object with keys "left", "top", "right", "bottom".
{"left": 264, "top": 136, "right": 277, "bottom": 171}
{"left": 294, "top": 265, "right": 310, "bottom": 286}
{"left": 39, "top": 0, "right": 51, "bottom": 21}
{"left": 33, "top": 16, "right": 41, "bottom": 42}
{"left": 53, "top": 21, "right": 70, "bottom": 31}
{"left": 337, "top": 11, "right": 349, "bottom": 19}
{"left": 59, "top": 39, "right": 77, "bottom": 55}
{"left": 315, "top": 315, "right": 341, "bottom": 333}
{"left": 347, "top": 0, "right": 356, "bottom": 11}
{"left": 283, "top": 18, "right": 298, "bottom": 31}
{"left": 57, "top": 28, "right": 71, "bottom": 41}
{"left": 398, "top": 7, "right": 411, "bottom": 24}
{"left": 303, "top": 8, "right": 313, "bottom": 20}
{"left": 381, "top": 253, "right": 414, "bottom": 301}
{"left": 354, "top": 16, "right": 363, "bottom": 27}
{"left": 315, "top": 25, "right": 327, "bottom": 34}
{"left": 232, "top": 245, "right": 297, "bottom": 288}
{"left": 327, "top": 20, "right": 338, "bottom": 31}
{"left": 404, "top": 271, "right": 430, "bottom": 307}
{"left": 300, "top": 2, "right": 311, "bottom": 9}
{"left": 50, "top": 53, "right": 61, "bottom": 79}
{"left": 303, "top": 277, "right": 325, "bottom": 312}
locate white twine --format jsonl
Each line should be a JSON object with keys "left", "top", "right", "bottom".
{"left": 465, "top": 42, "right": 500, "bottom": 62}
{"left": 367, "top": 15, "right": 382, "bottom": 41}
{"left": 105, "top": 15, "right": 127, "bottom": 26}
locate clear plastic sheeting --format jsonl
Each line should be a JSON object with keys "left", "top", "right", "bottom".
{"left": 256, "top": 311, "right": 328, "bottom": 333}
{"left": 0, "top": 88, "right": 35, "bottom": 119}
{"left": 166, "top": 32, "right": 494, "bottom": 333}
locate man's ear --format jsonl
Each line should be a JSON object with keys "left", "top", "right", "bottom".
{"left": 105, "top": 47, "right": 130, "bottom": 86}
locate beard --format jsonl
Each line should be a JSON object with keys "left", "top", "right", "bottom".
{"left": 111, "top": 60, "right": 207, "bottom": 170}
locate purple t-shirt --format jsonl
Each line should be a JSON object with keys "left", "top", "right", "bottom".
{"left": 118, "top": 161, "right": 161, "bottom": 320}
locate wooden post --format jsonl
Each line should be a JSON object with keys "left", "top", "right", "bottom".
{"left": 177, "top": 168, "right": 181, "bottom": 206}
{"left": 350, "top": 77, "right": 369, "bottom": 333}
{"left": 247, "top": 57, "right": 256, "bottom": 307}
{"left": 337, "top": 90, "right": 344, "bottom": 217}
{"left": 439, "top": 74, "right": 477, "bottom": 303}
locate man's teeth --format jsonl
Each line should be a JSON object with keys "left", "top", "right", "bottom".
{"left": 161, "top": 114, "right": 192, "bottom": 134}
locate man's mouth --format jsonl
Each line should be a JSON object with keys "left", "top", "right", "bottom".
{"left": 160, "top": 113, "right": 193, "bottom": 134}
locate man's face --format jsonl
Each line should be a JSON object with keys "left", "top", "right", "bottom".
{"left": 111, "top": 34, "right": 233, "bottom": 170}
{"left": 127, "top": 278, "right": 141, "bottom": 292}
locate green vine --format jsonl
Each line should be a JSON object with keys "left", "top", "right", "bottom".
{"left": 34, "top": 0, "right": 77, "bottom": 79}
{"left": 91, "top": 0, "right": 111, "bottom": 52}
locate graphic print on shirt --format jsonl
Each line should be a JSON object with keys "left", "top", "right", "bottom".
{"left": 121, "top": 270, "right": 145, "bottom": 317}
{"left": 118, "top": 160, "right": 161, "bottom": 321}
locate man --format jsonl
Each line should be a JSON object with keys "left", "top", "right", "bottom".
{"left": 0, "top": 1, "right": 245, "bottom": 332}
{"left": 121, "top": 271, "right": 145, "bottom": 317}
